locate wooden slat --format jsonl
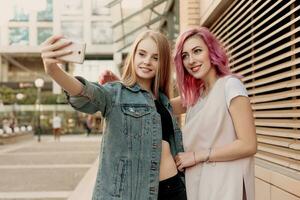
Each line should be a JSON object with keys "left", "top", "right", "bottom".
{"left": 290, "top": 162, "right": 300, "bottom": 171}
{"left": 250, "top": 89, "right": 300, "bottom": 103}
{"left": 228, "top": 1, "right": 298, "bottom": 61}
{"left": 231, "top": 37, "right": 300, "bottom": 73}
{"left": 229, "top": 16, "right": 300, "bottom": 71}
{"left": 258, "top": 143, "right": 300, "bottom": 160}
{"left": 256, "top": 127, "right": 300, "bottom": 139}
{"left": 257, "top": 135, "right": 299, "bottom": 148}
{"left": 217, "top": 0, "right": 260, "bottom": 40}
{"left": 290, "top": 142, "right": 300, "bottom": 150}
{"left": 255, "top": 119, "right": 300, "bottom": 128}
{"left": 231, "top": 27, "right": 300, "bottom": 67}
{"left": 256, "top": 151, "right": 300, "bottom": 171}
{"left": 254, "top": 110, "right": 300, "bottom": 118}
{"left": 236, "top": 48, "right": 300, "bottom": 76}
{"left": 247, "top": 79, "right": 300, "bottom": 95}
{"left": 230, "top": 24, "right": 300, "bottom": 62}
{"left": 252, "top": 100, "right": 300, "bottom": 110}
{"left": 212, "top": 0, "right": 246, "bottom": 36}
{"left": 227, "top": 3, "right": 299, "bottom": 52}
{"left": 221, "top": 0, "right": 281, "bottom": 45}
{"left": 258, "top": 137, "right": 288, "bottom": 147}
{"left": 244, "top": 62, "right": 300, "bottom": 86}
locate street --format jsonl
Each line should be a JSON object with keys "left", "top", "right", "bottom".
{"left": 0, "top": 135, "right": 101, "bottom": 200}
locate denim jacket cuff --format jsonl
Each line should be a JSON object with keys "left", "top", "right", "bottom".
{"left": 65, "top": 76, "right": 94, "bottom": 109}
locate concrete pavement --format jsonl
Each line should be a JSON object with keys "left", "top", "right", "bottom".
{"left": 0, "top": 135, "right": 101, "bottom": 200}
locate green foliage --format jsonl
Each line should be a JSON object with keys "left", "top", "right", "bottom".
{"left": 0, "top": 86, "right": 67, "bottom": 105}
{"left": 0, "top": 86, "right": 15, "bottom": 104}
{"left": 41, "top": 91, "right": 67, "bottom": 104}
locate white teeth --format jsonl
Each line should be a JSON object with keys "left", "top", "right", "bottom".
{"left": 140, "top": 67, "right": 151, "bottom": 72}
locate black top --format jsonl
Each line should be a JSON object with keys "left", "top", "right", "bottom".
{"left": 154, "top": 100, "right": 174, "bottom": 143}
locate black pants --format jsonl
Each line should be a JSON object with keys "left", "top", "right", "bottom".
{"left": 158, "top": 173, "right": 187, "bottom": 200}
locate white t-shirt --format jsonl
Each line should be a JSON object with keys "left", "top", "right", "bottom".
{"left": 183, "top": 76, "right": 254, "bottom": 200}
{"left": 225, "top": 77, "right": 248, "bottom": 108}
{"left": 186, "top": 77, "right": 248, "bottom": 121}
{"left": 52, "top": 116, "right": 62, "bottom": 129}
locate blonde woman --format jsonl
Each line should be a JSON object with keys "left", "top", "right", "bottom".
{"left": 40, "top": 31, "right": 187, "bottom": 200}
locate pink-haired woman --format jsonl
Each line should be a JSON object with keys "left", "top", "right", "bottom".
{"left": 173, "top": 27, "right": 257, "bottom": 200}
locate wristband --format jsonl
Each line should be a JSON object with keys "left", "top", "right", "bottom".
{"left": 204, "top": 148, "right": 212, "bottom": 162}
{"left": 204, "top": 148, "right": 211, "bottom": 163}
{"left": 193, "top": 151, "right": 197, "bottom": 165}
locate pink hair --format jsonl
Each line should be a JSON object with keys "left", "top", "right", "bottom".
{"left": 174, "top": 27, "right": 233, "bottom": 107}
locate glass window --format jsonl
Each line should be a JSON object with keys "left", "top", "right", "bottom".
{"left": 61, "top": 21, "right": 83, "bottom": 40}
{"left": 9, "top": 2, "right": 29, "bottom": 22}
{"left": 91, "top": 21, "right": 113, "bottom": 44}
{"left": 37, "top": 0, "right": 53, "bottom": 21}
{"left": 92, "top": 0, "right": 110, "bottom": 16}
{"left": 61, "top": 0, "right": 83, "bottom": 15}
{"left": 9, "top": 27, "right": 29, "bottom": 45}
{"left": 37, "top": 27, "right": 53, "bottom": 44}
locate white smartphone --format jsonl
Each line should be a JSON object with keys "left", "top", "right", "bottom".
{"left": 58, "top": 40, "right": 86, "bottom": 64}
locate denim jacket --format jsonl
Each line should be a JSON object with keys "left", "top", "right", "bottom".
{"left": 67, "top": 77, "right": 184, "bottom": 200}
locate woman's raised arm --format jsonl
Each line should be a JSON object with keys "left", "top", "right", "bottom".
{"left": 40, "top": 35, "right": 83, "bottom": 96}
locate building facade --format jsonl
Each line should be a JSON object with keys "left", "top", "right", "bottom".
{"left": 0, "top": 0, "right": 115, "bottom": 135}
{"left": 0, "top": 0, "right": 114, "bottom": 87}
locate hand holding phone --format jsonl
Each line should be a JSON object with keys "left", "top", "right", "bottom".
{"left": 57, "top": 40, "right": 86, "bottom": 64}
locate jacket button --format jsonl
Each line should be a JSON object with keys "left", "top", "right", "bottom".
{"left": 150, "top": 187, "right": 156, "bottom": 192}
{"left": 151, "top": 161, "right": 157, "bottom": 170}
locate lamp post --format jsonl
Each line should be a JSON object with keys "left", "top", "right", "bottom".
{"left": 34, "top": 78, "right": 44, "bottom": 142}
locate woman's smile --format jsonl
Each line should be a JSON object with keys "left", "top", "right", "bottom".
{"left": 139, "top": 66, "right": 153, "bottom": 72}
{"left": 190, "top": 65, "right": 201, "bottom": 72}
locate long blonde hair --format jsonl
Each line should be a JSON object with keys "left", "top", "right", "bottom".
{"left": 121, "top": 30, "right": 172, "bottom": 98}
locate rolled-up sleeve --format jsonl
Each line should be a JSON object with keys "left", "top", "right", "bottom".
{"left": 65, "top": 76, "right": 113, "bottom": 116}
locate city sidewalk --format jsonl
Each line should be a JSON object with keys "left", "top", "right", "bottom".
{"left": 0, "top": 134, "right": 101, "bottom": 200}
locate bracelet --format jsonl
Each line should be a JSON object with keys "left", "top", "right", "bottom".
{"left": 204, "top": 148, "right": 212, "bottom": 163}
{"left": 193, "top": 152, "right": 197, "bottom": 165}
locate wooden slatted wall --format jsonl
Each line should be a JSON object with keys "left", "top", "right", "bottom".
{"left": 209, "top": 0, "right": 300, "bottom": 171}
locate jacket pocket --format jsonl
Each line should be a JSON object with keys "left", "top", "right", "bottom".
{"left": 121, "top": 105, "right": 151, "bottom": 118}
{"left": 113, "top": 158, "right": 128, "bottom": 197}
{"left": 121, "top": 104, "right": 152, "bottom": 138}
